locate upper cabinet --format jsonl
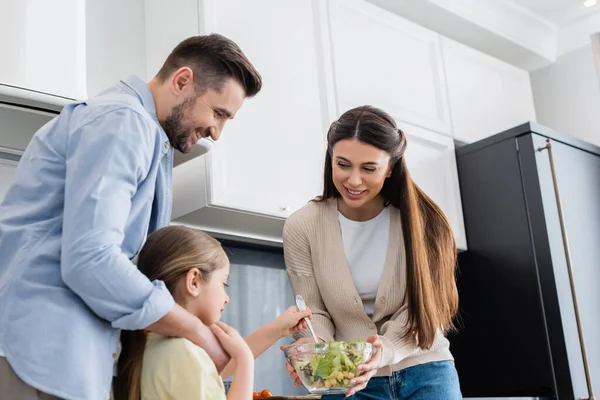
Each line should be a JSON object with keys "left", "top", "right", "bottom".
{"left": 0, "top": 0, "right": 148, "bottom": 100}
{"left": 327, "top": 0, "right": 465, "bottom": 248}
{"left": 198, "top": 0, "right": 328, "bottom": 218}
{"left": 442, "top": 37, "right": 537, "bottom": 143}
{"left": 146, "top": 0, "right": 332, "bottom": 243}
{"left": 0, "top": 0, "right": 86, "bottom": 99}
{"left": 399, "top": 121, "right": 466, "bottom": 250}
{"left": 328, "top": 0, "right": 452, "bottom": 136}
{"left": 163, "top": 0, "right": 491, "bottom": 249}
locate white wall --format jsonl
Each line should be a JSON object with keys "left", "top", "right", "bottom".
{"left": 530, "top": 45, "right": 600, "bottom": 147}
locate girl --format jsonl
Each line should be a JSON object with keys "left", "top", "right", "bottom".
{"left": 282, "top": 105, "right": 461, "bottom": 399}
{"left": 115, "top": 225, "right": 311, "bottom": 400}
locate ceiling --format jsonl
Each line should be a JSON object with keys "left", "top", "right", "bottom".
{"left": 508, "top": 0, "right": 600, "bottom": 28}
{"left": 367, "top": 0, "right": 600, "bottom": 71}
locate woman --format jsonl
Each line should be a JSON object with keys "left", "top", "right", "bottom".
{"left": 281, "top": 105, "right": 461, "bottom": 399}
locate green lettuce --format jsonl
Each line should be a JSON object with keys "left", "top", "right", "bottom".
{"left": 295, "top": 341, "right": 368, "bottom": 389}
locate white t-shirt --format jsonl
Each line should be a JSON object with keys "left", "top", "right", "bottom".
{"left": 338, "top": 207, "right": 390, "bottom": 317}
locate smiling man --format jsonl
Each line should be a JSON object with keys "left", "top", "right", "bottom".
{"left": 0, "top": 34, "right": 261, "bottom": 400}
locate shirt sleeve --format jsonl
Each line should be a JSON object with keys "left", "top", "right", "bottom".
{"left": 60, "top": 107, "right": 174, "bottom": 331}
{"left": 282, "top": 214, "right": 335, "bottom": 343}
{"left": 377, "top": 304, "right": 420, "bottom": 366}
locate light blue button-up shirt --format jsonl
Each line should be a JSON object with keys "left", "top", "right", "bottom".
{"left": 0, "top": 76, "right": 176, "bottom": 400}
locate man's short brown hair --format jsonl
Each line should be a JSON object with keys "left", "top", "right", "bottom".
{"left": 157, "top": 34, "right": 262, "bottom": 98}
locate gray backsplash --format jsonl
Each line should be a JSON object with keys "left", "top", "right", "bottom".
{"left": 219, "top": 241, "right": 308, "bottom": 396}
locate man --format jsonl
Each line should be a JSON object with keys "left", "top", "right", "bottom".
{"left": 0, "top": 34, "right": 262, "bottom": 400}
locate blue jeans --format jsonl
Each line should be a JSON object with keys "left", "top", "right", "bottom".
{"left": 322, "top": 360, "right": 462, "bottom": 400}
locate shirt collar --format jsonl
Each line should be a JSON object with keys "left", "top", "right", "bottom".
{"left": 119, "top": 75, "right": 170, "bottom": 147}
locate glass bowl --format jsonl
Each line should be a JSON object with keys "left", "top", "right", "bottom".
{"left": 284, "top": 340, "right": 373, "bottom": 395}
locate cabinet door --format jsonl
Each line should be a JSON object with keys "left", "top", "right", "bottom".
{"left": 201, "top": 0, "right": 328, "bottom": 217}
{"left": 0, "top": 0, "right": 86, "bottom": 99}
{"left": 443, "top": 37, "right": 536, "bottom": 143}
{"left": 531, "top": 135, "right": 600, "bottom": 399}
{"left": 399, "top": 121, "right": 466, "bottom": 250}
{"left": 327, "top": 0, "right": 452, "bottom": 135}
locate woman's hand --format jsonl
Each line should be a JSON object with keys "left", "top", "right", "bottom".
{"left": 272, "top": 306, "right": 312, "bottom": 338}
{"left": 280, "top": 337, "right": 321, "bottom": 387}
{"left": 210, "top": 321, "right": 253, "bottom": 363}
{"left": 346, "top": 334, "right": 384, "bottom": 397}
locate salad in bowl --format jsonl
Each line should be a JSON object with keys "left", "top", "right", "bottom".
{"left": 283, "top": 340, "right": 373, "bottom": 394}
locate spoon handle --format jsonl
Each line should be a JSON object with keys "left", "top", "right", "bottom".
{"left": 295, "top": 295, "right": 320, "bottom": 344}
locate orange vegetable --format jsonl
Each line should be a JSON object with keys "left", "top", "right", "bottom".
{"left": 261, "top": 389, "right": 272, "bottom": 397}
{"left": 252, "top": 392, "right": 261, "bottom": 399}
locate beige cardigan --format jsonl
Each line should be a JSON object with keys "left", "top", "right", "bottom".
{"left": 282, "top": 198, "right": 453, "bottom": 376}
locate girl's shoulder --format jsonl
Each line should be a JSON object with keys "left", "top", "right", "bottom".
{"left": 145, "top": 333, "right": 216, "bottom": 372}
{"left": 142, "top": 334, "right": 224, "bottom": 400}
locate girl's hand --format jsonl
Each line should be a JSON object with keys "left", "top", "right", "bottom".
{"left": 272, "top": 306, "right": 312, "bottom": 338}
{"left": 346, "top": 334, "right": 383, "bottom": 397}
{"left": 210, "top": 321, "right": 253, "bottom": 362}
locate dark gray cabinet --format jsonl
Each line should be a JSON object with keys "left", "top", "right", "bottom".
{"left": 450, "top": 123, "right": 599, "bottom": 400}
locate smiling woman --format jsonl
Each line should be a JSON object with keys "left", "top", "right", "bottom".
{"left": 282, "top": 105, "right": 462, "bottom": 400}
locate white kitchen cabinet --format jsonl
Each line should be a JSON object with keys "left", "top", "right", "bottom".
{"left": 145, "top": 0, "right": 332, "bottom": 243}
{"left": 325, "top": 0, "right": 465, "bottom": 248}
{"left": 148, "top": 0, "right": 330, "bottom": 224}
{"left": 200, "top": 0, "right": 328, "bottom": 217}
{"left": 442, "top": 37, "right": 537, "bottom": 143}
{"left": 327, "top": 0, "right": 452, "bottom": 136}
{"left": 0, "top": 0, "right": 147, "bottom": 100}
{"left": 399, "top": 121, "right": 466, "bottom": 250}
{"left": 0, "top": 0, "right": 86, "bottom": 99}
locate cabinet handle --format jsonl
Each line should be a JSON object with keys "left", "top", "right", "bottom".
{"left": 538, "top": 138, "right": 596, "bottom": 400}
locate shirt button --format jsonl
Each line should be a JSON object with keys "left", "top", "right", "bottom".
{"left": 380, "top": 296, "right": 386, "bottom": 304}
{"left": 164, "top": 143, "right": 170, "bottom": 149}
{"left": 370, "top": 322, "right": 376, "bottom": 329}
{"left": 112, "top": 353, "right": 117, "bottom": 359}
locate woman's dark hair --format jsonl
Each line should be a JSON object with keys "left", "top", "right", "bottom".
{"left": 317, "top": 105, "right": 458, "bottom": 349}
{"left": 114, "top": 226, "right": 227, "bottom": 400}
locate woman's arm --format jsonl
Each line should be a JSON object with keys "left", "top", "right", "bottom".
{"left": 376, "top": 304, "right": 420, "bottom": 366}
{"left": 282, "top": 216, "right": 335, "bottom": 342}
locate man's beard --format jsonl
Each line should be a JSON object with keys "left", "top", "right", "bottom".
{"left": 161, "top": 96, "right": 196, "bottom": 154}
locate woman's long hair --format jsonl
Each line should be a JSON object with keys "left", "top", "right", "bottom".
{"left": 114, "top": 226, "right": 228, "bottom": 400}
{"left": 317, "top": 105, "right": 458, "bottom": 348}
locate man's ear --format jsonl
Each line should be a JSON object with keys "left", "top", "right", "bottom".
{"left": 171, "top": 67, "right": 194, "bottom": 95}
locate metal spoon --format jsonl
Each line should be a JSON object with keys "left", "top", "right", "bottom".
{"left": 295, "top": 295, "right": 320, "bottom": 344}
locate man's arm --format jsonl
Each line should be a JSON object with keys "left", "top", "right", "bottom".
{"left": 60, "top": 108, "right": 229, "bottom": 370}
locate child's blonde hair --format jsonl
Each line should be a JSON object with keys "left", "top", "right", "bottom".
{"left": 114, "top": 225, "right": 228, "bottom": 400}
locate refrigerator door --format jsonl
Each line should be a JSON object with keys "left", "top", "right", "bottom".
{"left": 529, "top": 133, "right": 600, "bottom": 400}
